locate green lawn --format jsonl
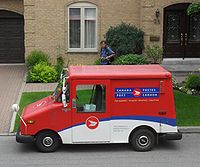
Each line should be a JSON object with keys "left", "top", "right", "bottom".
{"left": 76, "top": 89, "right": 93, "bottom": 106}
{"left": 13, "top": 90, "right": 200, "bottom": 132}
{"left": 13, "top": 91, "right": 52, "bottom": 132}
{"left": 174, "top": 90, "right": 200, "bottom": 126}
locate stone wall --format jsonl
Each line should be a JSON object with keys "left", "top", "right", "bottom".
{"left": 0, "top": 0, "right": 23, "bottom": 15}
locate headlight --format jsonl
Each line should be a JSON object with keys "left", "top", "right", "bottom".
{"left": 11, "top": 104, "right": 19, "bottom": 113}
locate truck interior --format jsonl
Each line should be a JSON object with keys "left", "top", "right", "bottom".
{"left": 76, "top": 84, "right": 106, "bottom": 112}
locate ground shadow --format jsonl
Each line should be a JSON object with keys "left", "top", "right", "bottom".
{"left": 16, "top": 138, "right": 181, "bottom": 153}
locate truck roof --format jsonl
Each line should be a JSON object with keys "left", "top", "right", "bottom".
{"left": 68, "top": 65, "right": 171, "bottom": 79}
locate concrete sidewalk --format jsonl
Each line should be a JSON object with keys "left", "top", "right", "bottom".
{"left": 0, "top": 65, "right": 25, "bottom": 133}
{"left": 23, "top": 83, "right": 57, "bottom": 92}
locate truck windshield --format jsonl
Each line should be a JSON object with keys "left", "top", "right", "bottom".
{"left": 52, "top": 79, "right": 63, "bottom": 101}
{"left": 52, "top": 78, "right": 69, "bottom": 101}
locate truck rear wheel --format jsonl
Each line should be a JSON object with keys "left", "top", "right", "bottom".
{"left": 129, "top": 129, "right": 155, "bottom": 152}
{"left": 35, "top": 131, "right": 61, "bottom": 152}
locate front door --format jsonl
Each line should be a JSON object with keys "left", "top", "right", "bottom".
{"left": 71, "top": 80, "right": 110, "bottom": 143}
{"left": 163, "top": 3, "right": 200, "bottom": 59}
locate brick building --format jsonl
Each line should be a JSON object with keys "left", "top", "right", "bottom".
{"left": 0, "top": 0, "right": 200, "bottom": 67}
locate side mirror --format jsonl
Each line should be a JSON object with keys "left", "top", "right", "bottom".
{"left": 12, "top": 104, "right": 19, "bottom": 112}
{"left": 62, "top": 93, "right": 67, "bottom": 108}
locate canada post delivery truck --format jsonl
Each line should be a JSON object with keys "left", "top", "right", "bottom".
{"left": 12, "top": 65, "right": 182, "bottom": 152}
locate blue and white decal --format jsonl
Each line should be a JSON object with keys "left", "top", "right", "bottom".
{"left": 115, "top": 87, "right": 160, "bottom": 98}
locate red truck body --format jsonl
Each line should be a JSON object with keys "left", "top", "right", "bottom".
{"left": 16, "top": 65, "right": 182, "bottom": 152}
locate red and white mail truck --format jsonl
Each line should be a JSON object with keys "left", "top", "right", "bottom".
{"left": 13, "top": 65, "right": 182, "bottom": 152}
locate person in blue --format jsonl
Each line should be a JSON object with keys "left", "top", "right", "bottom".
{"left": 100, "top": 40, "right": 115, "bottom": 65}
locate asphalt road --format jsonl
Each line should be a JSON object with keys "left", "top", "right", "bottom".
{"left": 0, "top": 134, "right": 199, "bottom": 167}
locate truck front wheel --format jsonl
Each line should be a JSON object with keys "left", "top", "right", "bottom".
{"left": 35, "top": 131, "right": 61, "bottom": 152}
{"left": 129, "top": 129, "right": 155, "bottom": 152}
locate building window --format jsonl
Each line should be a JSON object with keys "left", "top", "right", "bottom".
{"left": 68, "top": 3, "right": 97, "bottom": 52}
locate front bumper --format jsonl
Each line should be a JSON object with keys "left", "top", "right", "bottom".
{"left": 16, "top": 131, "right": 35, "bottom": 143}
{"left": 162, "top": 131, "right": 182, "bottom": 140}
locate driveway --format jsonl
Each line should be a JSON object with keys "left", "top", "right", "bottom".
{"left": 0, "top": 65, "right": 25, "bottom": 133}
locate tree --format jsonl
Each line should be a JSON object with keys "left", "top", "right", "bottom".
{"left": 187, "top": 2, "right": 200, "bottom": 15}
{"left": 105, "top": 22, "right": 144, "bottom": 56}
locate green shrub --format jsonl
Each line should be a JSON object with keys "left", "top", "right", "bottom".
{"left": 26, "top": 50, "right": 49, "bottom": 69}
{"left": 105, "top": 22, "right": 144, "bottom": 55}
{"left": 185, "top": 74, "right": 200, "bottom": 95}
{"left": 187, "top": 3, "right": 200, "bottom": 15}
{"left": 172, "top": 76, "right": 179, "bottom": 90}
{"left": 113, "top": 54, "right": 149, "bottom": 65}
{"left": 55, "top": 56, "right": 65, "bottom": 79}
{"left": 172, "top": 77, "right": 188, "bottom": 94}
{"left": 29, "top": 62, "right": 58, "bottom": 83}
{"left": 26, "top": 71, "right": 32, "bottom": 83}
{"left": 94, "top": 59, "right": 101, "bottom": 65}
{"left": 145, "top": 44, "right": 163, "bottom": 64}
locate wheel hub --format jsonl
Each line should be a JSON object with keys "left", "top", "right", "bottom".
{"left": 42, "top": 137, "right": 53, "bottom": 147}
{"left": 138, "top": 135, "right": 149, "bottom": 147}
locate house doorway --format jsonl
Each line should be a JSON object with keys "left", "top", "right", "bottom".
{"left": 163, "top": 3, "right": 200, "bottom": 59}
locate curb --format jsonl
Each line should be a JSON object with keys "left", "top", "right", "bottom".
{"left": 9, "top": 72, "right": 27, "bottom": 133}
{"left": 0, "top": 133, "right": 16, "bottom": 136}
{"left": 0, "top": 63, "right": 25, "bottom": 66}
{"left": 178, "top": 126, "right": 200, "bottom": 133}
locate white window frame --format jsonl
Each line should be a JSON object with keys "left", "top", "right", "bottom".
{"left": 68, "top": 3, "right": 98, "bottom": 52}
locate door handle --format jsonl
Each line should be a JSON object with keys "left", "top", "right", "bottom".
{"left": 185, "top": 33, "right": 188, "bottom": 46}
{"left": 180, "top": 33, "right": 183, "bottom": 46}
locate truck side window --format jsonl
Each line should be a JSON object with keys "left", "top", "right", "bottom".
{"left": 76, "top": 84, "right": 106, "bottom": 113}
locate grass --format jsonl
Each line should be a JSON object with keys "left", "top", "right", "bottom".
{"left": 76, "top": 89, "right": 93, "bottom": 106}
{"left": 174, "top": 90, "right": 200, "bottom": 126}
{"left": 13, "top": 90, "right": 200, "bottom": 132}
{"left": 13, "top": 91, "right": 52, "bottom": 132}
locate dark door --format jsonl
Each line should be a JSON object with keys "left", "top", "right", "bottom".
{"left": 0, "top": 10, "right": 24, "bottom": 63}
{"left": 163, "top": 3, "right": 200, "bottom": 59}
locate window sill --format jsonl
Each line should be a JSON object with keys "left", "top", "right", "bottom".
{"left": 67, "top": 49, "right": 98, "bottom": 53}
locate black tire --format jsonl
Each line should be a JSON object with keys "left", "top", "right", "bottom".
{"left": 129, "top": 129, "right": 155, "bottom": 152}
{"left": 35, "top": 131, "right": 61, "bottom": 152}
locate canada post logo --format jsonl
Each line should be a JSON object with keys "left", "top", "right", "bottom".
{"left": 115, "top": 88, "right": 160, "bottom": 98}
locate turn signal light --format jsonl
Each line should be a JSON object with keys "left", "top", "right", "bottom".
{"left": 27, "top": 120, "right": 35, "bottom": 124}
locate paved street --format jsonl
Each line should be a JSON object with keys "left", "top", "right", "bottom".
{"left": 0, "top": 134, "right": 199, "bottom": 167}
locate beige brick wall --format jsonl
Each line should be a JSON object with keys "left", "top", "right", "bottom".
{"left": 0, "top": 0, "right": 23, "bottom": 15}
{"left": 23, "top": 0, "right": 199, "bottom": 65}
{"left": 24, "top": 0, "right": 141, "bottom": 65}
